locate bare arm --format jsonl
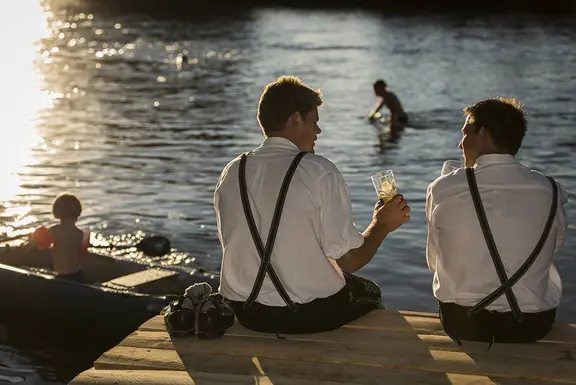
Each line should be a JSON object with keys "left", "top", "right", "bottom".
{"left": 337, "top": 194, "right": 410, "bottom": 273}
{"left": 367, "top": 98, "right": 385, "bottom": 120}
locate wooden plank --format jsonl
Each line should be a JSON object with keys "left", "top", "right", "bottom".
{"left": 94, "top": 346, "right": 570, "bottom": 385}
{"left": 115, "top": 330, "right": 576, "bottom": 383}
{"left": 140, "top": 311, "right": 576, "bottom": 344}
{"left": 138, "top": 318, "right": 576, "bottom": 362}
{"left": 69, "top": 368, "right": 364, "bottom": 385}
{"left": 70, "top": 369, "right": 193, "bottom": 385}
{"left": 93, "top": 346, "right": 473, "bottom": 384}
{"left": 102, "top": 268, "right": 178, "bottom": 289}
{"left": 140, "top": 311, "right": 446, "bottom": 335}
{"left": 342, "top": 311, "right": 576, "bottom": 345}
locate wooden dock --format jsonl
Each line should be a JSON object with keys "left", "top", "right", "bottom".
{"left": 70, "top": 310, "right": 576, "bottom": 384}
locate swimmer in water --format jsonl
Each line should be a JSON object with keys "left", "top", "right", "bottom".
{"left": 367, "top": 79, "right": 408, "bottom": 129}
{"left": 176, "top": 53, "right": 189, "bottom": 71}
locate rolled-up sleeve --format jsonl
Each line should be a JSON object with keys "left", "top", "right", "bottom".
{"left": 317, "top": 170, "right": 364, "bottom": 259}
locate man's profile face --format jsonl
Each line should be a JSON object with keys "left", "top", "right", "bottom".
{"left": 293, "top": 108, "right": 321, "bottom": 154}
{"left": 459, "top": 115, "right": 483, "bottom": 167}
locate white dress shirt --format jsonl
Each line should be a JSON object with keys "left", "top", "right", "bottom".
{"left": 214, "top": 137, "right": 364, "bottom": 306}
{"left": 426, "top": 154, "right": 568, "bottom": 312}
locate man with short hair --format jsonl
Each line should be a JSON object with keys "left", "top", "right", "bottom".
{"left": 426, "top": 97, "right": 568, "bottom": 343}
{"left": 215, "top": 76, "right": 411, "bottom": 334}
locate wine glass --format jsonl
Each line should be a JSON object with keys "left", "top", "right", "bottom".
{"left": 441, "top": 160, "right": 462, "bottom": 176}
{"left": 371, "top": 170, "right": 397, "bottom": 203}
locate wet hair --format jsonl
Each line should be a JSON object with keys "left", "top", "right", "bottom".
{"left": 374, "top": 79, "right": 387, "bottom": 89}
{"left": 52, "top": 193, "right": 82, "bottom": 220}
{"left": 373, "top": 79, "right": 388, "bottom": 96}
{"left": 464, "top": 97, "right": 527, "bottom": 155}
{"left": 257, "top": 76, "right": 323, "bottom": 135}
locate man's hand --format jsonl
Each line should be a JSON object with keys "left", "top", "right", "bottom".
{"left": 336, "top": 194, "right": 411, "bottom": 273}
{"left": 373, "top": 194, "right": 411, "bottom": 233}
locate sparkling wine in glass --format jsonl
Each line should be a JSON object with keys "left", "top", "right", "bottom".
{"left": 371, "top": 170, "right": 397, "bottom": 203}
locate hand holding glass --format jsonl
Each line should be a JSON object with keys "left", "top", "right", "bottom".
{"left": 371, "top": 170, "right": 397, "bottom": 204}
{"left": 441, "top": 160, "right": 462, "bottom": 176}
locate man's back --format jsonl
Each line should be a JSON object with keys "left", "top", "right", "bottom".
{"left": 382, "top": 91, "right": 407, "bottom": 121}
{"left": 427, "top": 154, "right": 568, "bottom": 312}
{"left": 215, "top": 137, "right": 363, "bottom": 306}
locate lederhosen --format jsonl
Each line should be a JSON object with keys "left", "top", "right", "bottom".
{"left": 439, "top": 167, "right": 558, "bottom": 345}
{"left": 228, "top": 151, "right": 383, "bottom": 334}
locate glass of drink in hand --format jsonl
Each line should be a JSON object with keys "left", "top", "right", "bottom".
{"left": 441, "top": 160, "right": 462, "bottom": 176}
{"left": 371, "top": 170, "right": 397, "bottom": 204}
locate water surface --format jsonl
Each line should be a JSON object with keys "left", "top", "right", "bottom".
{"left": 0, "top": 1, "right": 575, "bottom": 382}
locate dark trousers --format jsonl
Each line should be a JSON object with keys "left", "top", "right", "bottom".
{"left": 229, "top": 272, "right": 383, "bottom": 334}
{"left": 439, "top": 301, "right": 556, "bottom": 343}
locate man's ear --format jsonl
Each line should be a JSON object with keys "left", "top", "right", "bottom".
{"left": 291, "top": 111, "right": 303, "bottom": 128}
{"left": 479, "top": 126, "right": 487, "bottom": 142}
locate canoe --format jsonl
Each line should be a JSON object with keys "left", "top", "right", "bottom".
{"left": 0, "top": 246, "right": 219, "bottom": 347}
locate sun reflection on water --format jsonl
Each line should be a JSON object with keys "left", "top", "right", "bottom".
{"left": 0, "top": 0, "right": 53, "bottom": 236}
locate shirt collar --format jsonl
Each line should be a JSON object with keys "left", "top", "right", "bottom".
{"left": 261, "top": 136, "right": 300, "bottom": 150}
{"left": 476, "top": 154, "right": 516, "bottom": 165}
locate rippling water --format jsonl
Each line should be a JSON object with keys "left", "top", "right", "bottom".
{"left": 1, "top": 1, "right": 575, "bottom": 382}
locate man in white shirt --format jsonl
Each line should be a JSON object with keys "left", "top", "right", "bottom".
{"left": 214, "top": 76, "right": 411, "bottom": 334}
{"left": 426, "top": 97, "right": 568, "bottom": 343}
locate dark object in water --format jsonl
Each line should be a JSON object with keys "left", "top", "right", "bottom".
{"left": 135, "top": 235, "right": 171, "bottom": 257}
{"left": 90, "top": 235, "right": 172, "bottom": 257}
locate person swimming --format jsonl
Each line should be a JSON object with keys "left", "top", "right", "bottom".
{"left": 367, "top": 79, "right": 408, "bottom": 127}
{"left": 176, "top": 52, "right": 189, "bottom": 71}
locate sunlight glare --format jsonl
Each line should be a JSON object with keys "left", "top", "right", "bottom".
{"left": 430, "top": 350, "right": 477, "bottom": 366}
{"left": 0, "top": 0, "right": 53, "bottom": 202}
{"left": 446, "top": 373, "right": 497, "bottom": 384}
{"left": 251, "top": 357, "right": 274, "bottom": 385}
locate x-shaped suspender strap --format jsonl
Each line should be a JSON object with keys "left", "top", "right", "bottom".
{"left": 238, "top": 151, "right": 307, "bottom": 312}
{"left": 465, "top": 168, "right": 558, "bottom": 320}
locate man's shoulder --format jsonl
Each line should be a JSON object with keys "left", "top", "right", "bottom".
{"left": 301, "top": 153, "right": 339, "bottom": 171}
{"left": 509, "top": 162, "right": 561, "bottom": 189}
{"left": 218, "top": 151, "right": 342, "bottom": 180}
{"left": 525, "top": 167, "right": 553, "bottom": 183}
{"left": 525, "top": 167, "right": 569, "bottom": 202}
{"left": 219, "top": 154, "right": 243, "bottom": 175}
{"left": 427, "top": 169, "right": 468, "bottom": 200}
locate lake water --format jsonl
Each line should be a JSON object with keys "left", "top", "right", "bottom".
{"left": 0, "top": 1, "right": 575, "bottom": 382}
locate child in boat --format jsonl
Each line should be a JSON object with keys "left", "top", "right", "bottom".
{"left": 30, "top": 193, "right": 86, "bottom": 282}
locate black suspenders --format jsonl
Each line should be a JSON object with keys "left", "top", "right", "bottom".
{"left": 465, "top": 168, "right": 558, "bottom": 320}
{"left": 238, "top": 151, "right": 307, "bottom": 312}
